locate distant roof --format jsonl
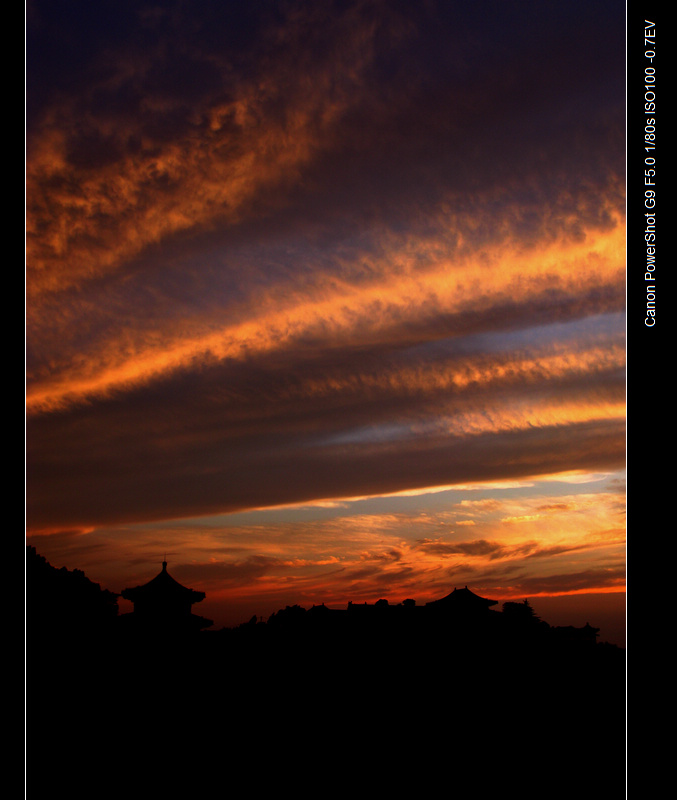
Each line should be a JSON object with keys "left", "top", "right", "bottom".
{"left": 426, "top": 586, "right": 498, "bottom": 609}
{"left": 121, "top": 562, "right": 205, "bottom": 605}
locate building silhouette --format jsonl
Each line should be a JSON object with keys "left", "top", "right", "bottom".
{"left": 120, "top": 560, "right": 213, "bottom": 633}
{"left": 425, "top": 585, "right": 498, "bottom": 612}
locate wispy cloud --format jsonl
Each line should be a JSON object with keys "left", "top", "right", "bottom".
{"left": 26, "top": 1, "right": 625, "bottom": 624}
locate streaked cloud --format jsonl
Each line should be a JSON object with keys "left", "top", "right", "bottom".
{"left": 26, "top": 0, "right": 625, "bottom": 630}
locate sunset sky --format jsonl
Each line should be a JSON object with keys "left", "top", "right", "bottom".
{"left": 26, "top": 0, "right": 626, "bottom": 643}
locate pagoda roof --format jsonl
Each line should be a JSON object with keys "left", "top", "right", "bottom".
{"left": 121, "top": 562, "right": 205, "bottom": 605}
{"left": 426, "top": 586, "right": 498, "bottom": 609}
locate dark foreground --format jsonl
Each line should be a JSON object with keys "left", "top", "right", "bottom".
{"left": 28, "top": 619, "right": 625, "bottom": 798}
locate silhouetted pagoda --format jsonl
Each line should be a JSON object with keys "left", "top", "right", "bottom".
{"left": 120, "top": 561, "right": 213, "bottom": 633}
{"left": 426, "top": 585, "right": 498, "bottom": 613}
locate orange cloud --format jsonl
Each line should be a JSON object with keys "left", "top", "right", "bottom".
{"left": 26, "top": 4, "right": 391, "bottom": 304}
{"left": 26, "top": 218, "right": 624, "bottom": 415}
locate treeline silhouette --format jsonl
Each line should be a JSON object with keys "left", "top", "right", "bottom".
{"left": 26, "top": 548, "right": 625, "bottom": 796}
{"left": 26, "top": 547, "right": 119, "bottom": 639}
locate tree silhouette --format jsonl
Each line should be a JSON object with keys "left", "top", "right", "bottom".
{"left": 501, "top": 598, "right": 540, "bottom": 623}
{"left": 26, "top": 546, "right": 119, "bottom": 636}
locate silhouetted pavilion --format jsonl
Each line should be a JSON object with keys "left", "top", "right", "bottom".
{"left": 120, "top": 561, "right": 213, "bottom": 632}
{"left": 426, "top": 586, "right": 498, "bottom": 612}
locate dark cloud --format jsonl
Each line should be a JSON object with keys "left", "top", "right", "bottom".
{"left": 522, "top": 543, "right": 592, "bottom": 560}
{"left": 536, "top": 503, "right": 576, "bottom": 513}
{"left": 27, "top": 402, "right": 625, "bottom": 530}
{"left": 415, "top": 538, "right": 595, "bottom": 563}
{"left": 417, "top": 539, "right": 506, "bottom": 558}
{"left": 505, "top": 568, "right": 626, "bottom": 596}
{"left": 171, "top": 555, "right": 288, "bottom": 588}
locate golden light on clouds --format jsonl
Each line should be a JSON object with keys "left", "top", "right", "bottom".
{"left": 26, "top": 220, "right": 624, "bottom": 415}
{"left": 26, "top": 0, "right": 625, "bottom": 637}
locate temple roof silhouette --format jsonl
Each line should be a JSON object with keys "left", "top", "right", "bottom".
{"left": 120, "top": 561, "right": 212, "bottom": 631}
{"left": 426, "top": 586, "right": 498, "bottom": 610}
{"left": 121, "top": 561, "right": 206, "bottom": 606}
